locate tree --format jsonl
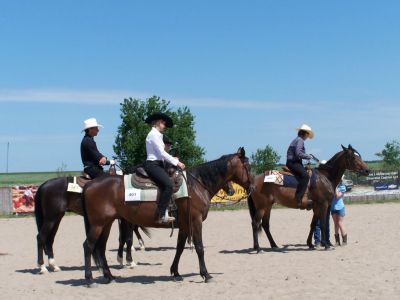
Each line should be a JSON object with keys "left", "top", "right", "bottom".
{"left": 113, "top": 96, "right": 205, "bottom": 171}
{"left": 250, "top": 145, "right": 281, "bottom": 174}
{"left": 375, "top": 140, "right": 400, "bottom": 170}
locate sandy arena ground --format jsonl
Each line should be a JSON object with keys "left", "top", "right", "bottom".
{"left": 1, "top": 203, "right": 400, "bottom": 300}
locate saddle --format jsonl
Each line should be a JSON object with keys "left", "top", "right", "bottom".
{"left": 281, "top": 165, "right": 313, "bottom": 177}
{"left": 131, "top": 164, "right": 183, "bottom": 193}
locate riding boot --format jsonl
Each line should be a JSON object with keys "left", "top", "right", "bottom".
{"left": 334, "top": 234, "right": 341, "bottom": 246}
{"left": 157, "top": 209, "right": 175, "bottom": 224}
{"left": 295, "top": 196, "right": 303, "bottom": 209}
{"left": 342, "top": 234, "right": 347, "bottom": 246}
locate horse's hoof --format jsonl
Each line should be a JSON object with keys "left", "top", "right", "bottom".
{"left": 87, "top": 282, "right": 98, "bottom": 288}
{"left": 38, "top": 265, "right": 49, "bottom": 274}
{"left": 139, "top": 246, "right": 145, "bottom": 251}
{"left": 51, "top": 265, "right": 61, "bottom": 272}
{"left": 204, "top": 276, "right": 214, "bottom": 283}
{"left": 105, "top": 278, "right": 115, "bottom": 284}
{"left": 117, "top": 255, "right": 123, "bottom": 266}
{"left": 256, "top": 249, "right": 264, "bottom": 254}
{"left": 126, "top": 261, "right": 137, "bottom": 269}
{"left": 172, "top": 275, "right": 184, "bottom": 282}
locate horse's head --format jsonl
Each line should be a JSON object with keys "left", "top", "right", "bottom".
{"left": 227, "top": 147, "right": 254, "bottom": 192}
{"left": 341, "top": 144, "right": 370, "bottom": 176}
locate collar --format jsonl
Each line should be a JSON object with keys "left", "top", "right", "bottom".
{"left": 151, "top": 127, "right": 163, "bottom": 137}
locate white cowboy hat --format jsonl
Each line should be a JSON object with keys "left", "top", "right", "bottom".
{"left": 296, "top": 124, "right": 314, "bottom": 139}
{"left": 82, "top": 118, "right": 103, "bottom": 131}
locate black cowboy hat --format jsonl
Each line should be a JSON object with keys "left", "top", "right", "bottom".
{"left": 163, "top": 135, "right": 172, "bottom": 145}
{"left": 145, "top": 112, "right": 173, "bottom": 128}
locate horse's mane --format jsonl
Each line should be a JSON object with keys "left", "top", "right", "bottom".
{"left": 317, "top": 152, "right": 343, "bottom": 171}
{"left": 317, "top": 146, "right": 362, "bottom": 171}
{"left": 188, "top": 154, "right": 236, "bottom": 188}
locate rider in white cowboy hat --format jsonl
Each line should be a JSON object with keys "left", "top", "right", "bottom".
{"left": 80, "top": 118, "right": 107, "bottom": 179}
{"left": 286, "top": 124, "right": 315, "bottom": 209}
{"left": 144, "top": 112, "right": 186, "bottom": 223}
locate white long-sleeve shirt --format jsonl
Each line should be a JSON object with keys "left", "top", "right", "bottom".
{"left": 146, "top": 127, "right": 179, "bottom": 166}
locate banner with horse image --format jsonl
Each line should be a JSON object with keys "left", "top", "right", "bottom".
{"left": 12, "top": 185, "right": 38, "bottom": 213}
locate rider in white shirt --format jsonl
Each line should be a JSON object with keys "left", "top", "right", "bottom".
{"left": 144, "top": 112, "right": 186, "bottom": 223}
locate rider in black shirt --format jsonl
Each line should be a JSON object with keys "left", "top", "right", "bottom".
{"left": 80, "top": 118, "right": 107, "bottom": 179}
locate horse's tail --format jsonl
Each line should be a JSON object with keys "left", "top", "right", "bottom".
{"left": 138, "top": 226, "right": 151, "bottom": 239}
{"left": 247, "top": 194, "right": 262, "bottom": 233}
{"left": 34, "top": 184, "right": 44, "bottom": 231}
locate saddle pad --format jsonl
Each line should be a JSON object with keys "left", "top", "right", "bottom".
{"left": 124, "top": 172, "right": 189, "bottom": 202}
{"left": 264, "top": 169, "right": 317, "bottom": 189}
{"left": 282, "top": 169, "right": 317, "bottom": 189}
{"left": 264, "top": 170, "right": 283, "bottom": 185}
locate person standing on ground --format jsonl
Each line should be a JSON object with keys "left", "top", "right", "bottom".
{"left": 331, "top": 177, "right": 347, "bottom": 246}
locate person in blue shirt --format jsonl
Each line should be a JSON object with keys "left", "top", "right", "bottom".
{"left": 331, "top": 178, "right": 347, "bottom": 246}
{"left": 286, "top": 124, "right": 315, "bottom": 208}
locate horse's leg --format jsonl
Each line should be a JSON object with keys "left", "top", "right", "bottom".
{"left": 36, "top": 220, "right": 58, "bottom": 274}
{"left": 192, "top": 220, "right": 213, "bottom": 283}
{"left": 125, "top": 222, "right": 136, "bottom": 268}
{"left": 117, "top": 219, "right": 126, "bottom": 266}
{"left": 96, "top": 222, "right": 115, "bottom": 283}
{"left": 46, "top": 214, "right": 64, "bottom": 272}
{"left": 170, "top": 229, "right": 188, "bottom": 281}
{"left": 262, "top": 207, "right": 278, "bottom": 249}
{"left": 307, "top": 213, "right": 318, "bottom": 249}
{"left": 134, "top": 225, "right": 145, "bottom": 250}
{"left": 83, "top": 225, "right": 104, "bottom": 287}
{"left": 252, "top": 209, "right": 264, "bottom": 253}
{"left": 319, "top": 202, "right": 330, "bottom": 250}
{"left": 36, "top": 232, "right": 47, "bottom": 274}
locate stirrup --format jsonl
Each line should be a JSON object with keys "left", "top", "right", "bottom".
{"left": 157, "top": 210, "right": 175, "bottom": 224}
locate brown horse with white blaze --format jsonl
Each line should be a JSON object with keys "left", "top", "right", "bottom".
{"left": 247, "top": 145, "right": 369, "bottom": 252}
{"left": 81, "top": 147, "right": 252, "bottom": 286}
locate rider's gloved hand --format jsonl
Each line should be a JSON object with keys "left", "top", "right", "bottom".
{"left": 177, "top": 161, "right": 186, "bottom": 170}
{"left": 99, "top": 156, "right": 107, "bottom": 165}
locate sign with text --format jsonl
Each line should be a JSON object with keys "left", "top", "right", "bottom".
{"left": 367, "top": 170, "right": 399, "bottom": 191}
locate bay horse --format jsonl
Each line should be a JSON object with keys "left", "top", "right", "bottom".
{"left": 81, "top": 147, "right": 252, "bottom": 286}
{"left": 34, "top": 165, "right": 147, "bottom": 274}
{"left": 247, "top": 145, "right": 369, "bottom": 252}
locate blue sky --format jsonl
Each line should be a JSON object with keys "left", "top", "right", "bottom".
{"left": 0, "top": 0, "right": 399, "bottom": 172}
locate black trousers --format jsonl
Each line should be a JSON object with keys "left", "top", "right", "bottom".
{"left": 144, "top": 160, "right": 173, "bottom": 215}
{"left": 286, "top": 160, "right": 309, "bottom": 200}
{"left": 84, "top": 165, "right": 105, "bottom": 179}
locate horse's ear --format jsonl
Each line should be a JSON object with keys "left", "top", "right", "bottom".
{"left": 348, "top": 144, "right": 353, "bottom": 150}
{"left": 236, "top": 147, "right": 245, "bottom": 158}
{"left": 341, "top": 144, "right": 347, "bottom": 151}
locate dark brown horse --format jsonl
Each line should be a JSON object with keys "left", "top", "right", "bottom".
{"left": 34, "top": 164, "right": 147, "bottom": 274}
{"left": 81, "top": 147, "right": 252, "bottom": 286}
{"left": 247, "top": 145, "right": 369, "bottom": 252}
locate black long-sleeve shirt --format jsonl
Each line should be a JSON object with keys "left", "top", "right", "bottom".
{"left": 80, "top": 135, "right": 104, "bottom": 168}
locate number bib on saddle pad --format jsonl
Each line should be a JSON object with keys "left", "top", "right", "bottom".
{"left": 264, "top": 169, "right": 317, "bottom": 189}
{"left": 123, "top": 171, "right": 189, "bottom": 202}
{"left": 67, "top": 176, "right": 90, "bottom": 193}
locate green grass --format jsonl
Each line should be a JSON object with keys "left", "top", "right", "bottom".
{"left": 0, "top": 171, "right": 81, "bottom": 186}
